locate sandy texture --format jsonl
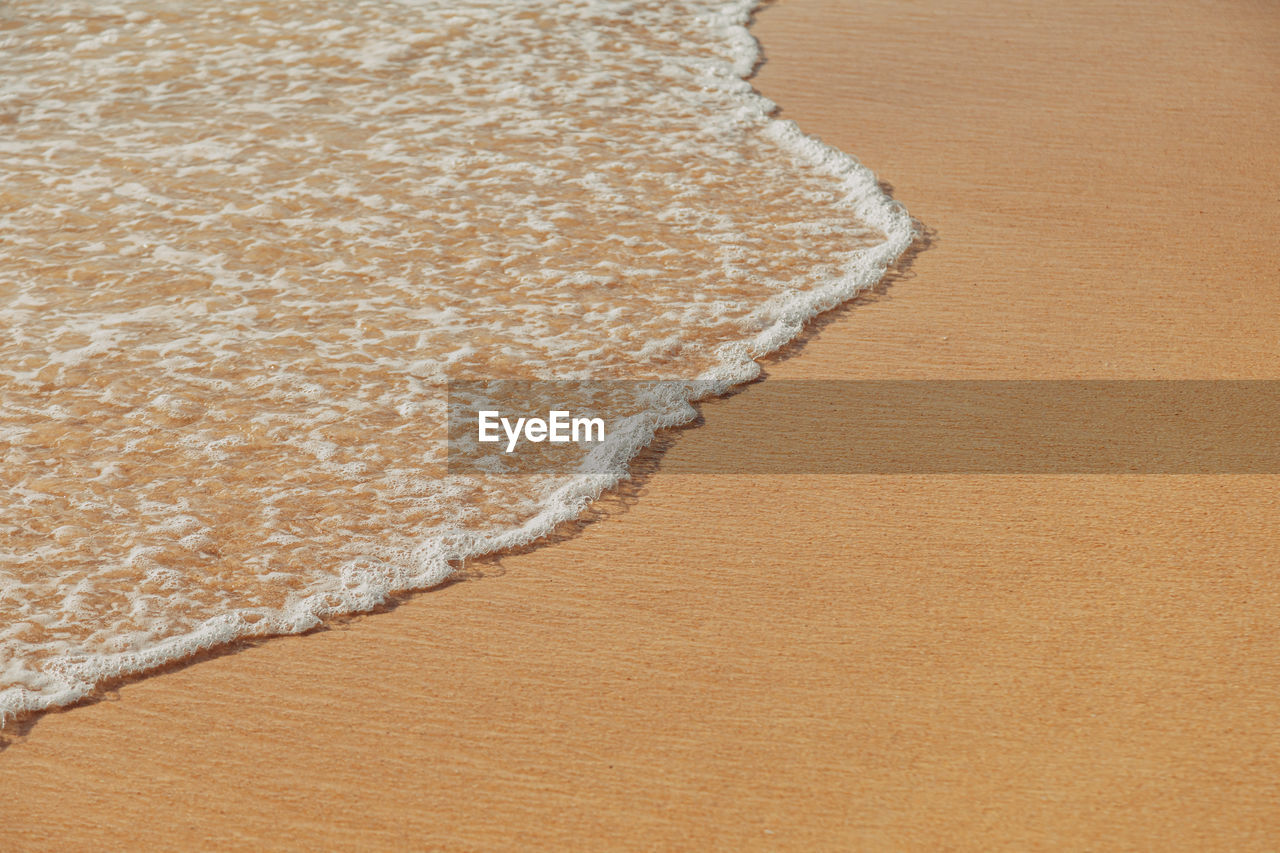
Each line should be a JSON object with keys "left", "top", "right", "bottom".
{"left": 4, "top": 0, "right": 1280, "bottom": 848}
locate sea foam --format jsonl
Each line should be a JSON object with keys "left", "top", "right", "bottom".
{"left": 0, "top": 0, "right": 912, "bottom": 722}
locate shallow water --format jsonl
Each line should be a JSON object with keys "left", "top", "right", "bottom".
{"left": 0, "top": 0, "right": 909, "bottom": 720}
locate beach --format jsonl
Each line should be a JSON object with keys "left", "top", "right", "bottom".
{"left": 5, "top": 0, "right": 1280, "bottom": 848}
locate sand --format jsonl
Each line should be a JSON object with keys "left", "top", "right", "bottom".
{"left": 4, "top": 0, "right": 1280, "bottom": 848}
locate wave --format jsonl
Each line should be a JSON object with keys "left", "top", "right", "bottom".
{"left": 0, "top": 0, "right": 912, "bottom": 723}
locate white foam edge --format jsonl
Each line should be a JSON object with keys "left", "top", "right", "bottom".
{"left": 0, "top": 0, "right": 915, "bottom": 727}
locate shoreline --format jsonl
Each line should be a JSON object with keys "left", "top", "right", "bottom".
{"left": 6, "top": 0, "right": 1280, "bottom": 848}
{"left": 0, "top": 0, "right": 914, "bottom": 728}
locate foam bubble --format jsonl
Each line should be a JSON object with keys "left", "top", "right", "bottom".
{"left": 0, "top": 0, "right": 911, "bottom": 723}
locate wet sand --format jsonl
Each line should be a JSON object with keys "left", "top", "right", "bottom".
{"left": 5, "top": 0, "right": 1280, "bottom": 848}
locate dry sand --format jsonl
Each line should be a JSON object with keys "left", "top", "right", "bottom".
{"left": 4, "top": 0, "right": 1280, "bottom": 848}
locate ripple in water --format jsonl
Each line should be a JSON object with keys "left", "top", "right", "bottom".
{"left": 0, "top": 0, "right": 911, "bottom": 720}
